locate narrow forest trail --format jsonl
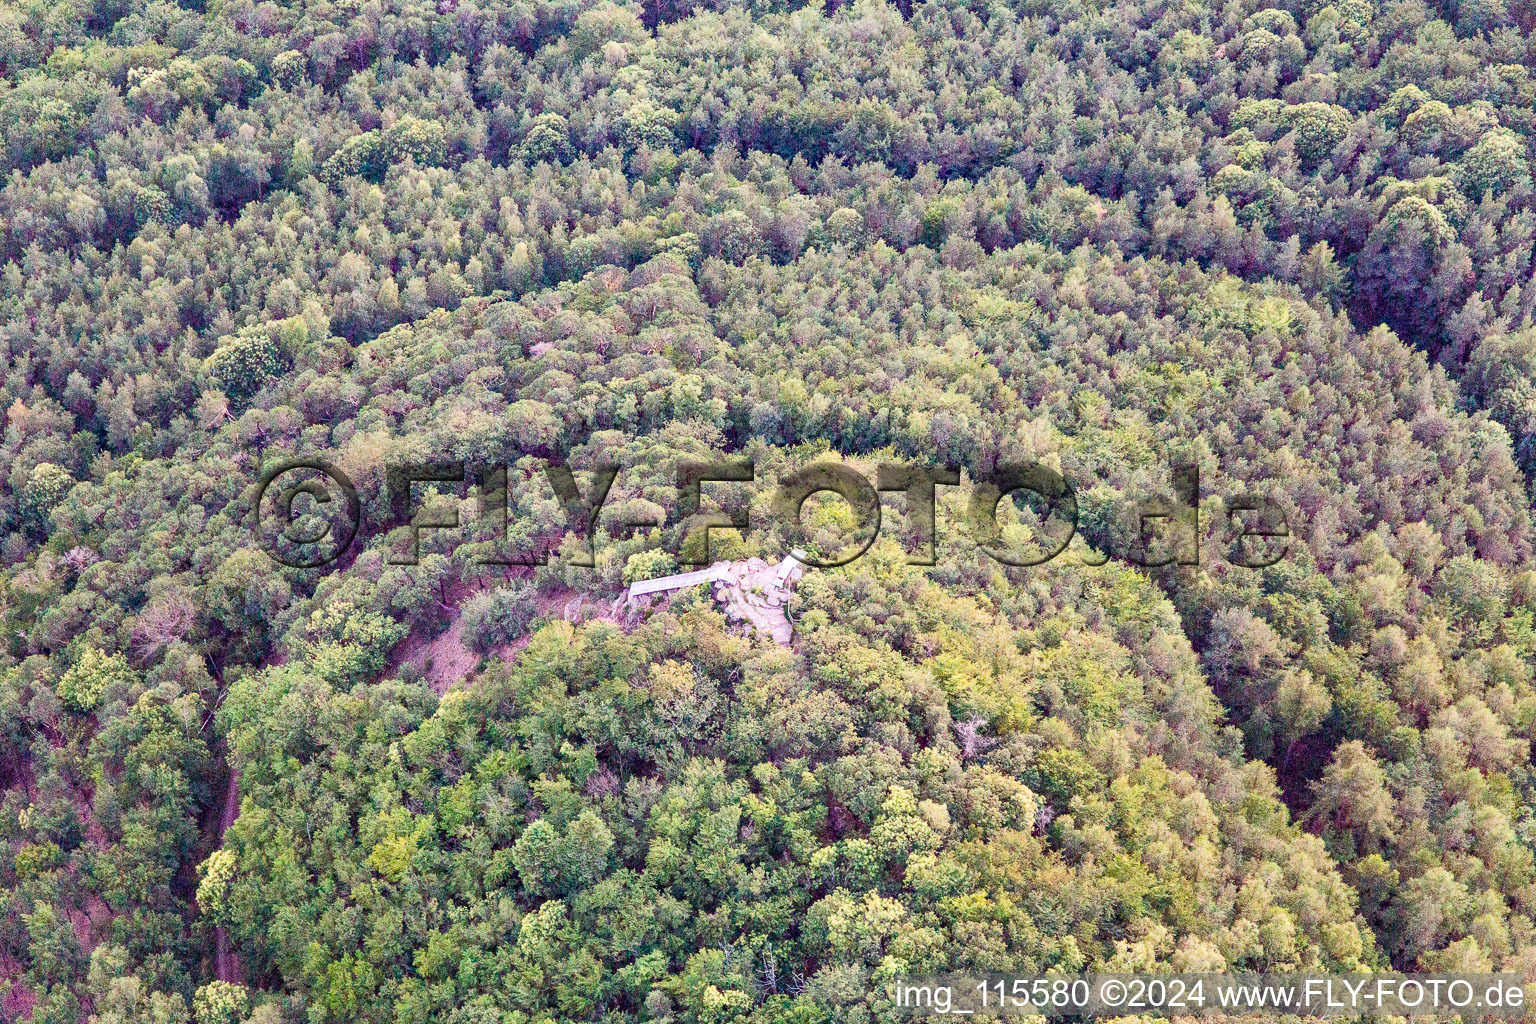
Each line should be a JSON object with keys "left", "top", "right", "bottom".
{"left": 214, "top": 764, "right": 242, "bottom": 984}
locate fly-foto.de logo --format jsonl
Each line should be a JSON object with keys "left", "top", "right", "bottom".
{"left": 250, "top": 457, "right": 1291, "bottom": 572}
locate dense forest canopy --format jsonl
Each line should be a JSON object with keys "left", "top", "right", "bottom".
{"left": 3, "top": 0, "right": 1536, "bottom": 1020}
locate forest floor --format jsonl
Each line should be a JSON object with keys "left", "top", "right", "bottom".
{"left": 398, "top": 583, "right": 651, "bottom": 692}
{"left": 399, "top": 612, "right": 480, "bottom": 693}
{"left": 0, "top": 952, "right": 35, "bottom": 1021}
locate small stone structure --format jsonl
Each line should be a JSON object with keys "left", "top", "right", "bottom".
{"left": 623, "top": 550, "right": 808, "bottom": 645}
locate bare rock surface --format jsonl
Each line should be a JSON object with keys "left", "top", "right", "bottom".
{"left": 624, "top": 550, "right": 807, "bottom": 645}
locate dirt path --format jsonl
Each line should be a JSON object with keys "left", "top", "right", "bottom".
{"left": 214, "top": 765, "right": 242, "bottom": 984}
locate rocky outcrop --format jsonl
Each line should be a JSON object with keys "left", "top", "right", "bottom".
{"left": 623, "top": 550, "right": 807, "bottom": 645}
